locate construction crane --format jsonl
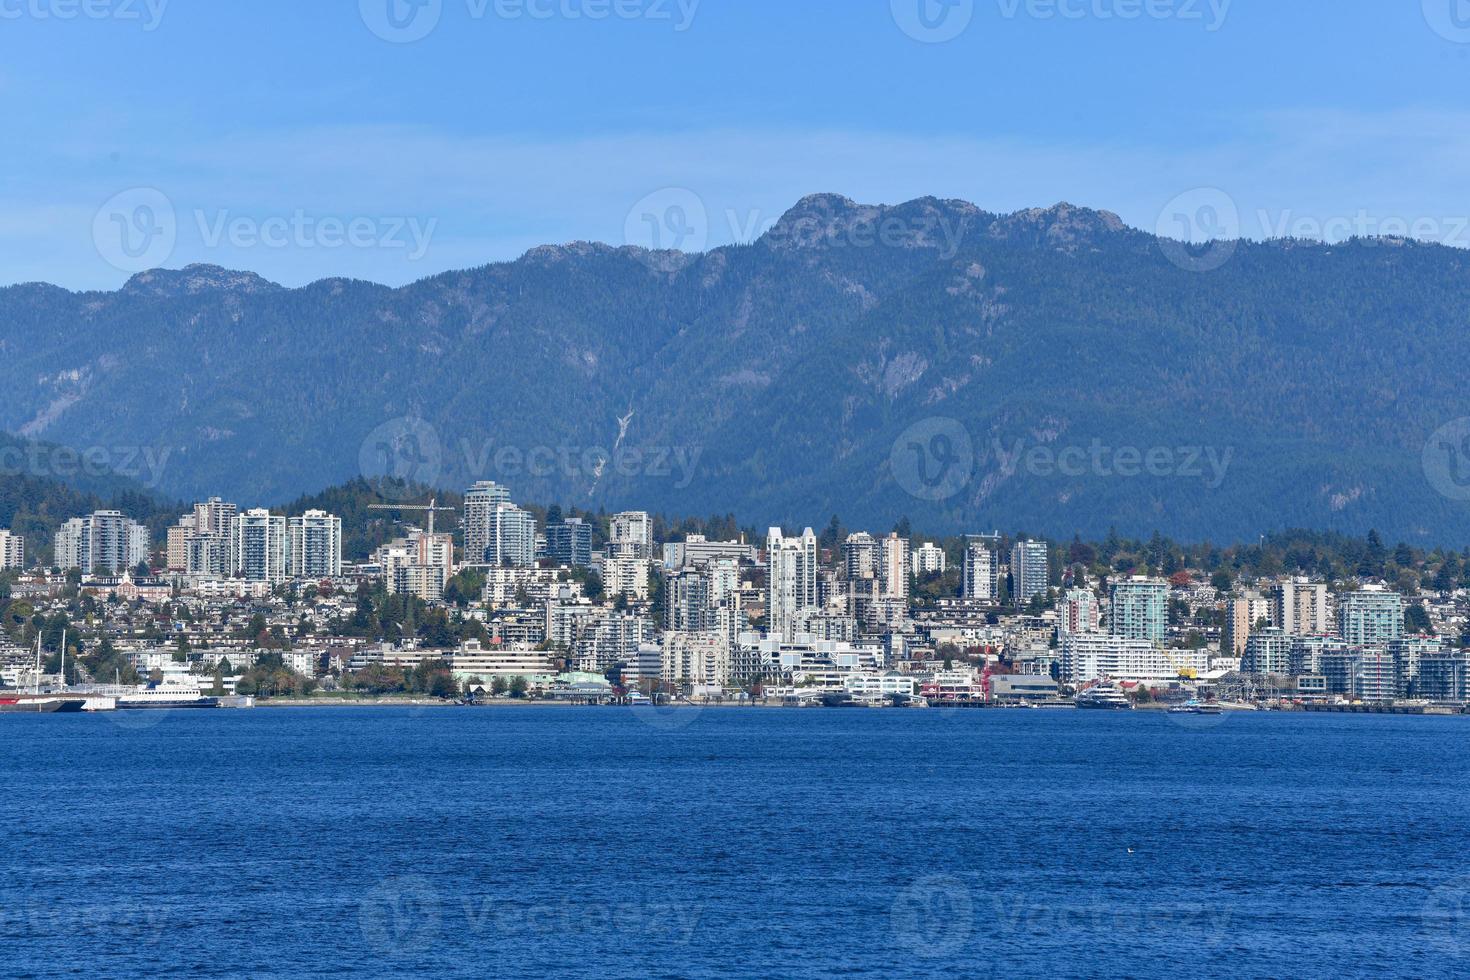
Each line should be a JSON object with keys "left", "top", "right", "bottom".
{"left": 368, "top": 499, "right": 457, "bottom": 536}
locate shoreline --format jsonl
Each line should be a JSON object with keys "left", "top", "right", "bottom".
{"left": 246, "top": 699, "right": 1468, "bottom": 715}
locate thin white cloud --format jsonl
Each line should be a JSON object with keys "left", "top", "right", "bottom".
{"left": 8, "top": 109, "right": 1470, "bottom": 290}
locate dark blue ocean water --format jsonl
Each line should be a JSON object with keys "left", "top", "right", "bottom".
{"left": 2, "top": 706, "right": 1468, "bottom": 978}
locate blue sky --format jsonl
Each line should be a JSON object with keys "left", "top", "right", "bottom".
{"left": 4, "top": 0, "right": 1470, "bottom": 289}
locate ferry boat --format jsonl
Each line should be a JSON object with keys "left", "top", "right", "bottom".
{"left": 116, "top": 677, "right": 220, "bottom": 710}
{"left": 0, "top": 694, "right": 87, "bottom": 713}
{"left": 1075, "top": 683, "right": 1133, "bottom": 710}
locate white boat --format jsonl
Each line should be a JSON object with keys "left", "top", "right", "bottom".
{"left": 1075, "top": 683, "right": 1133, "bottom": 710}
{"left": 116, "top": 677, "right": 220, "bottom": 710}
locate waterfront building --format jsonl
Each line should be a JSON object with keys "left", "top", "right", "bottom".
{"left": 662, "top": 534, "right": 756, "bottom": 570}
{"left": 1416, "top": 650, "right": 1470, "bottom": 703}
{"left": 843, "top": 533, "right": 878, "bottom": 582}
{"left": 186, "top": 533, "right": 231, "bottom": 578}
{"left": 572, "top": 613, "right": 651, "bottom": 674}
{"left": 962, "top": 534, "right": 1001, "bottom": 602}
{"left": 666, "top": 567, "right": 714, "bottom": 632}
{"left": 232, "top": 510, "right": 287, "bottom": 583}
{"left": 484, "top": 504, "right": 537, "bottom": 568}
{"left": 54, "top": 511, "right": 150, "bottom": 575}
{"left": 911, "top": 542, "right": 947, "bottom": 578}
{"left": 0, "top": 529, "right": 24, "bottom": 570}
{"left": 168, "top": 498, "right": 239, "bottom": 572}
{"left": 880, "top": 533, "right": 910, "bottom": 602}
{"left": 1221, "top": 591, "right": 1271, "bottom": 657}
{"left": 545, "top": 517, "right": 592, "bottom": 568}
{"left": 1319, "top": 646, "right": 1398, "bottom": 703}
{"left": 166, "top": 524, "right": 192, "bottom": 572}
{"left": 1289, "top": 635, "right": 1347, "bottom": 676}
{"left": 1338, "top": 587, "right": 1403, "bottom": 647}
{"left": 1272, "top": 579, "right": 1330, "bottom": 636}
{"left": 376, "top": 529, "right": 454, "bottom": 601}
{"left": 449, "top": 639, "right": 556, "bottom": 687}
{"left": 609, "top": 511, "right": 654, "bottom": 560}
{"left": 1354, "top": 647, "right": 1399, "bottom": 703}
{"left": 843, "top": 672, "right": 918, "bottom": 699}
{"left": 233, "top": 509, "right": 289, "bottom": 584}
{"left": 661, "top": 631, "right": 731, "bottom": 687}
{"left": 767, "top": 527, "right": 819, "bottom": 640}
{"left": 461, "top": 481, "right": 513, "bottom": 563}
{"left": 481, "top": 568, "right": 570, "bottom": 610}
{"left": 546, "top": 596, "right": 597, "bottom": 650}
{"left": 1242, "top": 628, "right": 1292, "bottom": 675}
{"left": 289, "top": 510, "right": 342, "bottom": 579}
{"left": 792, "top": 609, "right": 858, "bottom": 643}
{"left": 1060, "top": 632, "right": 1206, "bottom": 686}
{"left": 732, "top": 634, "right": 886, "bottom": 684}
{"left": 1009, "top": 539, "right": 1049, "bottom": 605}
{"left": 1108, "top": 577, "right": 1169, "bottom": 644}
{"left": 598, "top": 556, "right": 651, "bottom": 601}
{"left": 622, "top": 643, "right": 666, "bottom": 691}
{"left": 1389, "top": 636, "right": 1442, "bottom": 698}
{"left": 1056, "top": 589, "right": 1100, "bottom": 636}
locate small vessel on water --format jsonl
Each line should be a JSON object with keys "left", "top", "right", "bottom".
{"left": 0, "top": 635, "right": 86, "bottom": 713}
{"left": 1168, "top": 699, "right": 1223, "bottom": 716}
{"left": 116, "top": 676, "right": 220, "bottom": 710}
{"left": 1075, "top": 683, "right": 1133, "bottom": 710}
{"left": 0, "top": 695, "right": 87, "bottom": 714}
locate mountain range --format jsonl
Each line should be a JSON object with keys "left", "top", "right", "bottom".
{"left": 3, "top": 192, "right": 1470, "bottom": 544}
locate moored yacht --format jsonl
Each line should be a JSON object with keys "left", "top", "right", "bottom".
{"left": 0, "top": 694, "right": 87, "bottom": 714}
{"left": 1075, "top": 683, "right": 1133, "bottom": 710}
